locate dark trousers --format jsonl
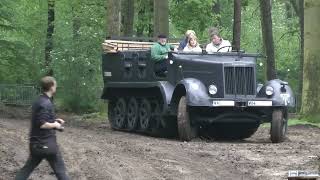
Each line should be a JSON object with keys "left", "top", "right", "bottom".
{"left": 15, "top": 148, "right": 69, "bottom": 180}
{"left": 154, "top": 60, "right": 167, "bottom": 74}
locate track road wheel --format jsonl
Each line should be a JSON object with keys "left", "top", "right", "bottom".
{"left": 270, "top": 109, "right": 288, "bottom": 143}
{"left": 109, "top": 98, "right": 126, "bottom": 129}
{"left": 177, "top": 96, "right": 197, "bottom": 141}
{"left": 127, "top": 97, "right": 139, "bottom": 131}
{"left": 139, "top": 98, "right": 152, "bottom": 131}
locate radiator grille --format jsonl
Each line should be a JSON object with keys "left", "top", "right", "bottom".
{"left": 224, "top": 67, "right": 255, "bottom": 95}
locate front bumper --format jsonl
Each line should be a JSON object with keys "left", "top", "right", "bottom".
{"left": 212, "top": 100, "right": 272, "bottom": 107}
{"left": 188, "top": 98, "right": 275, "bottom": 107}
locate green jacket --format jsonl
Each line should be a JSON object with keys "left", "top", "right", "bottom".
{"left": 151, "top": 42, "right": 174, "bottom": 62}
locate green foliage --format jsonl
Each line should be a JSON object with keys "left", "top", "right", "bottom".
{"left": 170, "top": 0, "right": 218, "bottom": 41}
{"left": 263, "top": 118, "right": 320, "bottom": 128}
{"left": 0, "top": 0, "right": 37, "bottom": 83}
{"left": 0, "top": 0, "right": 302, "bottom": 114}
{"left": 134, "top": 0, "right": 153, "bottom": 37}
{"left": 51, "top": 0, "right": 105, "bottom": 113}
{"left": 239, "top": 0, "right": 300, "bottom": 93}
{"left": 289, "top": 118, "right": 320, "bottom": 127}
{"left": 1, "top": 0, "right": 105, "bottom": 113}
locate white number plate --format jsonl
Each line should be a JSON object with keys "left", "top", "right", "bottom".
{"left": 212, "top": 101, "right": 235, "bottom": 107}
{"left": 248, "top": 101, "right": 272, "bottom": 107}
{"left": 280, "top": 93, "right": 290, "bottom": 98}
{"left": 104, "top": 71, "right": 112, "bottom": 77}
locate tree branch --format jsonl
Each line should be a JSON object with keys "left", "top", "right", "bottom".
{"left": 278, "top": 30, "right": 299, "bottom": 41}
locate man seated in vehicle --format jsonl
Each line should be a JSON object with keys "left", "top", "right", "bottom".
{"left": 206, "top": 27, "right": 232, "bottom": 53}
{"left": 151, "top": 34, "right": 175, "bottom": 75}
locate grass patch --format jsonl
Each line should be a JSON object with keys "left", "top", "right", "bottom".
{"left": 288, "top": 118, "right": 320, "bottom": 128}
{"left": 304, "top": 114, "right": 320, "bottom": 124}
{"left": 262, "top": 118, "right": 320, "bottom": 128}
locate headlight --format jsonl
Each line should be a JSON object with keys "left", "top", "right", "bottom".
{"left": 208, "top": 85, "right": 218, "bottom": 95}
{"left": 265, "top": 86, "right": 274, "bottom": 96}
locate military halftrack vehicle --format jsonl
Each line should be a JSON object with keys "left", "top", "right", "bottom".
{"left": 101, "top": 39, "right": 295, "bottom": 143}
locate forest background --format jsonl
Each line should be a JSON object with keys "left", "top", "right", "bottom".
{"left": 1, "top": 0, "right": 316, "bottom": 122}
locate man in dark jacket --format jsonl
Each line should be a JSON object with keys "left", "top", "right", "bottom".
{"left": 15, "top": 76, "right": 69, "bottom": 180}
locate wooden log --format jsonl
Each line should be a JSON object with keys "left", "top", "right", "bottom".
{"left": 102, "top": 40, "right": 179, "bottom": 53}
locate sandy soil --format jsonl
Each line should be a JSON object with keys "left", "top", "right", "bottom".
{"left": 0, "top": 116, "right": 319, "bottom": 180}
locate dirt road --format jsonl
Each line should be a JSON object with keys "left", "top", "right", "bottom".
{"left": 0, "top": 117, "right": 319, "bottom": 180}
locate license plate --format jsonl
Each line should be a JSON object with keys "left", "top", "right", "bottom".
{"left": 212, "top": 101, "right": 235, "bottom": 107}
{"left": 248, "top": 101, "right": 272, "bottom": 107}
{"left": 280, "top": 93, "right": 290, "bottom": 98}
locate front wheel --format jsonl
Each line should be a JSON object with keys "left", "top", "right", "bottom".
{"left": 270, "top": 109, "right": 288, "bottom": 143}
{"left": 177, "top": 96, "right": 197, "bottom": 141}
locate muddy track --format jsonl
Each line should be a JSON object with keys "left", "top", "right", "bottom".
{"left": 0, "top": 118, "right": 319, "bottom": 180}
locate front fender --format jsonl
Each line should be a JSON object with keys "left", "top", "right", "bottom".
{"left": 157, "top": 81, "right": 174, "bottom": 107}
{"left": 173, "top": 78, "right": 211, "bottom": 106}
{"left": 257, "top": 79, "right": 295, "bottom": 107}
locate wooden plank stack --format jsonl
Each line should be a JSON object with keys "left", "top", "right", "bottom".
{"left": 102, "top": 40, "right": 179, "bottom": 53}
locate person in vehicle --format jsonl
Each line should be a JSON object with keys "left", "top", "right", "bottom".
{"left": 183, "top": 34, "right": 202, "bottom": 53}
{"left": 178, "top": 30, "right": 196, "bottom": 51}
{"left": 206, "top": 27, "right": 231, "bottom": 53}
{"left": 151, "top": 34, "right": 175, "bottom": 74}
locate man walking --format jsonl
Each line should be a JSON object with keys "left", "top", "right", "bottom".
{"left": 15, "top": 76, "right": 69, "bottom": 180}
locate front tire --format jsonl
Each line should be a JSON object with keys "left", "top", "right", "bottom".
{"left": 177, "top": 96, "right": 197, "bottom": 141}
{"left": 270, "top": 109, "right": 288, "bottom": 143}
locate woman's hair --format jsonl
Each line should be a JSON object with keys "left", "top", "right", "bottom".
{"left": 40, "top": 76, "right": 56, "bottom": 92}
{"left": 188, "top": 34, "right": 198, "bottom": 47}
{"left": 185, "top": 30, "right": 196, "bottom": 37}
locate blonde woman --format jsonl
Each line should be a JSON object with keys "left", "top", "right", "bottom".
{"left": 183, "top": 34, "right": 202, "bottom": 53}
{"left": 178, "top": 30, "right": 196, "bottom": 50}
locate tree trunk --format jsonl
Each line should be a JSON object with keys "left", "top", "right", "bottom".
{"left": 212, "top": 0, "right": 221, "bottom": 26}
{"left": 232, "top": 0, "right": 241, "bottom": 51}
{"left": 136, "top": 1, "right": 145, "bottom": 37}
{"left": 153, "top": 0, "right": 169, "bottom": 37}
{"left": 44, "top": 0, "right": 55, "bottom": 76}
{"left": 122, "top": 0, "right": 134, "bottom": 36}
{"left": 301, "top": 0, "right": 320, "bottom": 118}
{"left": 288, "top": 0, "right": 304, "bottom": 112}
{"left": 106, "top": 0, "right": 121, "bottom": 37}
{"left": 298, "top": 0, "right": 304, "bottom": 113}
{"left": 259, "top": 0, "right": 277, "bottom": 80}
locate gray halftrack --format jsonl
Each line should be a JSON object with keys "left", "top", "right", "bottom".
{"left": 101, "top": 40, "right": 295, "bottom": 143}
